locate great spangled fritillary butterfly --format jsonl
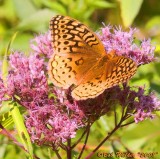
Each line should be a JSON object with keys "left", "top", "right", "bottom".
{"left": 48, "top": 15, "right": 137, "bottom": 100}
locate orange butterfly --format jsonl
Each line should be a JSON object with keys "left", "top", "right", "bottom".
{"left": 48, "top": 15, "right": 137, "bottom": 100}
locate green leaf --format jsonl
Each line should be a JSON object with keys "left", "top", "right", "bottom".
{"left": 2, "top": 32, "right": 18, "bottom": 82}
{"left": 11, "top": 33, "right": 34, "bottom": 53}
{"left": 145, "top": 16, "right": 160, "bottom": 37}
{"left": 41, "top": 0, "right": 67, "bottom": 15}
{"left": 0, "top": 33, "right": 18, "bottom": 131}
{"left": 0, "top": 115, "right": 13, "bottom": 132}
{"left": 155, "top": 42, "right": 160, "bottom": 52}
{"left": 0, "top": 0, "right": 16, "bottom": 21}
{"left": 120, "top": 0, "right": 143, "bottom": 27}
{"left": 83, "top": 8, "right": 95, "bottom": 20}
{"left": 10, "top": 103, "right": 33, "bottom": 159}
{"left": 146, "top": 16, "right": 160, "bottom": 29}
{"left": 32, "top": 0, "right": 43, "bottom": 8}
{"left": 121, "top": 120, "right": 160, "bottom": 151}
{"left": 91, "top": 0, "right": 115, "bottom": 8}
{"left": 17, "top": 9, "right": 56, "bottom": 32}
{"left": 0, "top": 102, "right": 13, "bottom": 132}
{"left": 130, "top": 78, "right": 150, "bottom": 93}
{"left": 12, "top": 0, "right": 37, "bottom": 20}
{"left": 0, "top": 102, "right": 11, "bottom": 117}
{"left": 59, "top": 0, "right": 73, "bottom": 6}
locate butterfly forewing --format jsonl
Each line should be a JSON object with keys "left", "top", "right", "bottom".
{"left": 48, "top": 53, "right": 100, "bottom": 88}
{"left": 49, "top": 15, "right": 106, "bottom": 55}
{"left": 49, "top": 15, "right": 106, "bottom": 89}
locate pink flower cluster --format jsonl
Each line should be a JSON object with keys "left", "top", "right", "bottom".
{"left": 0, "top": 26, "right": 159, "bottom": 146}
{"left": 107, "top": 86, "right": 160, "bottom": 123}
{"left": 100, "top": 26, "right": 155, "bottom": 65}
{"left": 7, "top": 52, "right": 48, "bottom": 108}
{"left": 25, "top": 105, "right": 80, "bottom": 145}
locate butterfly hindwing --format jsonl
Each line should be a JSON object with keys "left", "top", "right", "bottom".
{"left": 72, "top": 56, "right": 137, "bottom": 100}
{"left": 71, "top": 72, "right": 106, "bottom": 100}
{"left": 104, "top": 56, "right": 137, "bottom": 89}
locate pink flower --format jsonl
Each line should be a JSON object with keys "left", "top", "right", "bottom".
{"left": 0, "top": 78, "right": 7, "bottom": 104}
{"left": 30, "top": 32, "right": 53, "bottom": 58}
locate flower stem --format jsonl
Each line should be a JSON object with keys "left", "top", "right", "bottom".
{"left": 52, "top": 143, "right": 62, "bottom": 159}
{"left": 54, "top": 150, "right": 62, "bottom": 159}
{"left": 113, "top": 105, "right": 117, "bottom": 126}
{"left": 84, "top": 120, "right": 123, "bottom": 159}
{"left": 67, "top": 139, "right": 72, "bottom": 159}
{"left": 78, "top": 124, "right": 90, "bottom": 159}
{"left": 120, "top": 120, "right": 135, "bottom": 127}
{"left": 0, "top": 124, "right": 40, "bottom": 159}
{"left": 71, "top": 122, "right": 91, "bottom": 149}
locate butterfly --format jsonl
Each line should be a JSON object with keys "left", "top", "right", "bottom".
{"left": 48, "top": 15, "right": 137, "bottom": 100}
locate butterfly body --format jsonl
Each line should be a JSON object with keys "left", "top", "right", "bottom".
{"left": 48, "top": 15, "right": 137, "bottom": 100}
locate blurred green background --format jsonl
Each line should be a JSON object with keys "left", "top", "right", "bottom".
{"left": 0, "top": 0, "right": 160, "bottom": 159}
